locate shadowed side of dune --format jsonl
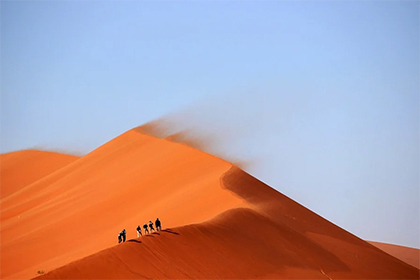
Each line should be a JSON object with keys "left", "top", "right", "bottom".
{"left": 221, "top": 167, "right": 420, "bottom": 279}
{"left": 221, "top": 167, "right": 364, "bottom": 242}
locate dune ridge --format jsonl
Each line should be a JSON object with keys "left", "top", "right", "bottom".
{"left": 0, "top": 150, "right": 79, "bottom": 199}
{"left": 37, "top": 206, "right": 419, "bottom": 279}
{"left": 1, "top": 128, "right": 419, "bottom": 279}
{"left": 368, "top": 241, "right": 420, "bottom": 269}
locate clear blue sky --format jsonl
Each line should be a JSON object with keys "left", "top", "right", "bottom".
{"left": 1, "top": 1, "right": 419, "bottom": 248}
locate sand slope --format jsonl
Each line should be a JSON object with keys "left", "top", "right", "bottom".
{"left": 0, "top": 150, "right": 78, "bottom": 198}
{"left": 369, "top": 241, "right": 420, "bottom": 269}
{"left": 38, "top": 208, "right": 419, "bottom": 279}
{"left": 2, "top": 128, "right": 419, "bottom": 279}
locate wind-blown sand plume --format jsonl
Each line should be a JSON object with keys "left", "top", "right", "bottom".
{"left": 1, "top": 129, "right": 419, "bottom": 279}
{"left": 368, "top": 241, "right": 420, "bottom": 269}
{"left": 0, "top": 150, "right": 79, "bottom": 199}
{"left": 134, "top": 112, "right": 258, "bottom": 170}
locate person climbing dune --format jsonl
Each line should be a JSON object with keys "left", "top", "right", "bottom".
{"left": 143, "top": 223, "right": 149, "bottom": 234}
{"left": 122, "top": 229, "right": 126, "bottom": 242}
{"left": 155, "top": 218, "right": 161, "bottom": 231}
{"left": 118, "top": 231, "right": 122, "bottom": 243}
{"left": 148, "top": 220, "right": 155, "bottom": 232}
{"left": 136, "top": 225, "right": 142, "bottom": 237}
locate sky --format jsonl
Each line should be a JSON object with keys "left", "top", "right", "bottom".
{"left": 1, "top": 1, "right": 419, "bottom": 248}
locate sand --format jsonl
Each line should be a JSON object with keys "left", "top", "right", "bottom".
{"left": 0, "top": 150, "right": 79, "bottom": 199}
{"left": 36, "top": 207, "right": 420, "bottom": 279}
{"left": 368, "top": 241, "right": 420, "bottom": 269}
{"left": 1, "top": 128, "right": 419, "bottom": 279}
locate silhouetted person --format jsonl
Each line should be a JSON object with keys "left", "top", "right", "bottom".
{"left": 118, "top": 231, "right": 122, "bottom": 243}
{"left": 136, "top": 225, "right": 142, "bottom": 237}
{"left": 143, "top": 223, "right": 149, "bottom": 234}
{"left": 122, "top": 229, "right": 126, "bottom": 242}
{"left": 148, "top": 221, "right": 155, "bottom": 232}
{"left": 155, "top": 218, "right": 161, "bottom": 231}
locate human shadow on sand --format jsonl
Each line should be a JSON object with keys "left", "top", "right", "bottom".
{"left": 161, "top": 229, "right": 180, "bottom": 235}
{"left": 127, "top": 239, "right": 142, "bottom": 243}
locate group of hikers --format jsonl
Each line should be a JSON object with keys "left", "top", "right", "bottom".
{"left": 118, "top": 218, "right": 162, "bottom": 243}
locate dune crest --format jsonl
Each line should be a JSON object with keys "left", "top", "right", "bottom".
{"left": 0, "top": 150, "right": 79, "bottom": 199}
{"left": 368, "top": 241, "right": 420, "bottom": 269}
{"left": 37, "top": 207, "right": 419, "bottom": 279}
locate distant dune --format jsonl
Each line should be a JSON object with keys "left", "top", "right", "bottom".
{"left": 0, "top": 150, "right": 79, "bottom": 198}
{"left": 1, "top": 128, "right": 419, "bottom": 279}
{"left": 368, "top": 241, "right": 419, "bottom": 269}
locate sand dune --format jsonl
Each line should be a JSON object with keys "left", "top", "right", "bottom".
{"left": 1, "top": 128, "right": 419, "bottom": 279}
{"left": 1, "top": 129, "right": 247, "bottom": 279}
{"left": 0, "top": 150, "right": 78, "bottom": 199}
{"left": 37, "top": 207, "right": 419, "bottom": 279}
{"left": 368, "top": 241, "right": 419, "bottom": 269}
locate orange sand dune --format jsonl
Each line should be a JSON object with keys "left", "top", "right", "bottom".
{"left": 1, "top": 128, "right": 419, "bottom": 279}
{"left": 38, "top": 208, "right": 419, "bottom": 279}
{"left": 1, "top": 129, "right": 247, "bottom": 279}
{"left": 368, "top": 241, "right": 420, "bottom": 269}
{"left": 0, "top": 150, "right": 79, "bottom": 199}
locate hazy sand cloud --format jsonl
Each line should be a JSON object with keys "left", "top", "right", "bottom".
{"left": 137, "top": 85, "right": 312, "bottom": 170}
